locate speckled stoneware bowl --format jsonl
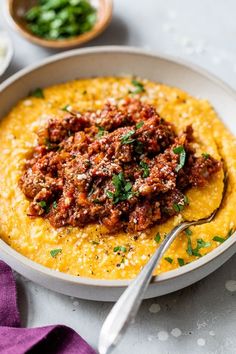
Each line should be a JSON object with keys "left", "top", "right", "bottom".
{"left": 0, "top": 46, "right": 236, "bottom": 301}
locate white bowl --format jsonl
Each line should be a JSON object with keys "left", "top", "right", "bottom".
{"left": 0, "top": 46, "right": 236, "bottom": 301}
{"left": 0, "top": 31, "right": 13, "bottom": 76}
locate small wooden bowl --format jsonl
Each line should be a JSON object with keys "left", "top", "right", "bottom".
{"left": 7, "top": 0, "right": 113, "bottom": 49}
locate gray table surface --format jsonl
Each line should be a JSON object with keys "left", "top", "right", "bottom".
{"left": 1, "top": 1, "right": 236, "bottom": 353}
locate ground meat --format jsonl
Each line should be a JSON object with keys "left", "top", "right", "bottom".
{"left": 19, "top": 98, "right": 221, "bottom": 233}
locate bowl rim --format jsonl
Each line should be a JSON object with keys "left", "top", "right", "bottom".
{"left": 6, "top": 0, "right": 113, "bottom": 48}
{"left": 0, "top": 45, "right": 236, "bottom": 288}
{"left": 0, "top": 31, "right": 14, "bottom": 76}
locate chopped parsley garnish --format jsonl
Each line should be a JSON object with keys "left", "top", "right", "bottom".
{"left": 53, "top": 201, "right": 57, "bottom": 209}
{"left": 106, "top": 172, "right": 136, "bottom": 204}
{"left": 173, "top": 195, "right": 188, "bottom": 213}
{"left": 131, "top": 80, "right": 145, "bottom": 94}
{"left": 96, "top": 126, "right": 105, "bottom": 138}
{"left": 92, "top": 240, "right": 99, "bottom": 245}
{"left": 227, "top": 228, "right": 234, "bottom": 237}
{"left": 185, "top": 228, "right": 192, "bottom": 236}
{"left": 38, "top": 201, "right": 47, "bottom": 208}
{"left": 186, "top": 237, "right": 211, "bottom": 257}
{"left": 173, "top": 203, "right": 184, "bottom": 212}
{"left": 212, "top": 236, "right": 225, "bottom": 243}
{"left": 140, "top": 161, "right": 150, "bottom": 178}
{"left": 120, "top": 130, "right": 136, "bottom": 145}
{"left": 177, "top": 258, "right": 185, "bottom": 266}
{"left": 173, "top": 146, "right": 186, "bottom": 172}
{"left": 184, "top": 195, "right": 189, "bottom": 205}
{"left": 202, "top": 153, "right": 210, "bottom": 159}
{"left": 30, "top": 87, "right": 44, "bottom": 98}
{"left": 165, "top": 257, "right": 173, "bottom": 264}
{"left": 114, "top": 246, "right": 127, "bottom": 253}
{"left": 50, "top": 248, "right": 62, "bottom": 258}
{"left": 61, "top": 104, "right": 70, "bottom": 112}
{"left": 154, "top": 232, "right": 161, "bottom": 243}
{"left": 136, "top": 121, "right": 144, "bottom": 129}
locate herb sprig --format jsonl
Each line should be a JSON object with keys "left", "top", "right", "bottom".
{"left": 173, "top": 145, "right": 186, "bottom": 172}
{"left": 106, "top": 172, "right": 136, "bottom": 204}
{"left": 120, "top": 130, "right": 136, "bottom": 145}
{"left": 131, "top": 80, "right": 146, "bottom": 94}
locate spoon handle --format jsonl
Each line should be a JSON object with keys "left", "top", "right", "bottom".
{"left": 98, "top": 221, "right": 190, "bottom": 354}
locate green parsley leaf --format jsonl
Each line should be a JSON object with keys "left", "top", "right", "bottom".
{"left": 154, "top": 232, "right": 161, "bottom": 243}
{"left": 227, "top": 228, "right": 234, "bottom": 237}
{"left": 50, "top": 248, "right": 62, "bottom": 258}
{"left": 136, "top": 121, "right": 144, "bottom": 129}
{"left": 30, "top": 88, "right": 44, "bottom": 98}
{"left": 177, "top": 258, "right": 185, "bottom": 266}
{"left": 185, "top": 228, "right": 192, "bottom": 236}
{"left": 114, "top": 246, "right": 127, "bottom": 253}
{"left": 188, "top": 238, "right": 211, "bottom": 257}
{"left": 106, "top": 173, "right": 135, "bottom": 204}
{"left": 131, "top": 80, "right": 145, "bottom": 94}
{"left": 96, "top": 126, "right": 105, "bottom": 138}
{"left": 186, "top": 235, "right": 193, "bottom": 256}
{"left": 165, "top": 257, "right": 173, "bottom": 264}
{"left": 184, "top": 195, "right": 189, "bottom": 205}
{"left": 197, "top": 239, "right": 211, "bottom": 248}
{"left": 202, "top": 153, "right": 210, "bottom": 159}
{"left": 173, "top": 146, "right": 186, "bottom": 172}
{"left": 53, "top": 201, "right": 57, "bottom": 209}
{"left": 105, "top": 190, "right": 114, "bottom": 199}
{"left": 61, "top": 104, "right": 70, "bottom": 112}
{"left": 38, "top": 201, "right": 47, "bottom": 208}
{"left": 140, "top": 161, "right": 150, "bottom": 178}
{"left": 92, "top": 240, "right": 99, "bottom": 245}
{"left": 173, "top": 203, "right": 184, "bottom": 212}
{"left": 120, "top": 130, "right": 136, "bottom": 145}
{"left": 213, "top": 236, "right": 225, "bottom": 243}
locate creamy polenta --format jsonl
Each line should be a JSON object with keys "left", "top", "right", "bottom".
{"left": 0, "top": 77, "right": 235, "bottom": 279}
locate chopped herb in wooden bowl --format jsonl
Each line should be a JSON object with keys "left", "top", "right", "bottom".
{"left": 24, "top": 0, "right": 97, "bottom": 40}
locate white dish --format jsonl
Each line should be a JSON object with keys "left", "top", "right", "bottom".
{"left": 0, "top": 46, "right": 235, "bottom": 301}
{"left": 0, "top": 31, "right": 13, "bottom": 76}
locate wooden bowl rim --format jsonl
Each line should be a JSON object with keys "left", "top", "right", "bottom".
{"left": 7, "top": 0, "right": 113, "bottom": 48}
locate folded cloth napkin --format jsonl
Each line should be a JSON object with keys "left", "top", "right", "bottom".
{"left": 0, "top": 261, "right": 96, "bottom": 354}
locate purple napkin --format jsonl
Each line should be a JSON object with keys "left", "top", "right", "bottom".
{"left": 0, "top": 261, "right": 96, "bottom": 354}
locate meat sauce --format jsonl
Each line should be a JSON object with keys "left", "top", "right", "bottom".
{"left": 19, "top": 98, "right": 221, "bottom": 232}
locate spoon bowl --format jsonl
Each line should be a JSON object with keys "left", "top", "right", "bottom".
{"left": 99, "top": 176, "right": 228, "bottom": 354}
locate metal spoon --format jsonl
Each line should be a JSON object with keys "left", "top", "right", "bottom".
{"left": 98, "top": 179, "right": 226, "bottom": 354}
